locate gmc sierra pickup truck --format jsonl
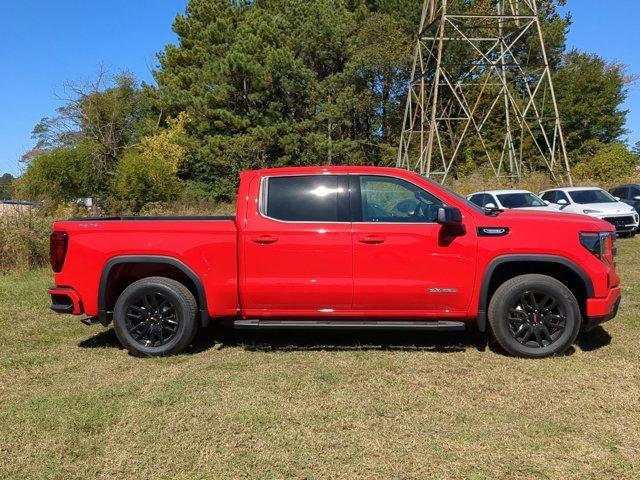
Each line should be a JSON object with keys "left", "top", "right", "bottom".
{"left": 49, "top": 166, "right": 621, "bottom": 358}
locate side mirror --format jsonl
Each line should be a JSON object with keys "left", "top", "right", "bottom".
{"left": 557, "top": 199, "right": 568, "bottom": 205}
{"left": 484, "top": 202, "right": 497, "bottom": 209}
{"left": 614, "top": 196, "right": 621, "bottom": 201}
{"left": 437, "top": 206, "right": 462, "bottom": 226}
{"left": 634, "top": 196, "right": 640, "bottom": 201}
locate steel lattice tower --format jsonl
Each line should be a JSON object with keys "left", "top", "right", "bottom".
{"left": 397, "top": 0, "right": 572, "bottom": 185}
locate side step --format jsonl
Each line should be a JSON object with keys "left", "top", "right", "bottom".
{"left": 233, "top": 320, "right": 465, "bottom": 331}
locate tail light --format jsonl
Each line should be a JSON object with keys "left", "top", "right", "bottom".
{"left": 50, "top": 231, "right": 68, "bottom": 273}
{"left": 580, "top": 232, "right": 616, "bottom": 266}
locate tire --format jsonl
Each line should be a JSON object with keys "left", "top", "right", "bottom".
{"left": 488, "top": 274, "right": 581, "bottom": 358}
{"left": 113, "top": 277, "right": 198, "bottom": 357}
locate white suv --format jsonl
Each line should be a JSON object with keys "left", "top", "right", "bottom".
{"left": 540, "top": 187, "right": 639, "bottom": 236}
{"left": 467, "top": 190, "right": 560, "bottom": 212}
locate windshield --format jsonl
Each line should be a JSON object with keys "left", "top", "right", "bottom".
{"left": 421, "top": 176, "right": 487, "bottom": 214}
{"left": 497, "top": 192, "right": 546, "bottom": 208}
{"left": 569, "top": 189, "right": 617, "bottom": 204}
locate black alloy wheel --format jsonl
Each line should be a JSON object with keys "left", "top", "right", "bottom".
{"left": 488, "top": 274, "right": 581, "bottom": 358}
{"left": 507, "top": 290, "right": 567, "bottom": 348}
{"left": 113, "top": 277, "right": 199, "bottom": 357}
{"left": 125, "top": 292, "right": 179, "bottom": 348}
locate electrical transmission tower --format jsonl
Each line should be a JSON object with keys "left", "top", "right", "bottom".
{"left": 397, "top": 0, "right": 572, "bottom": 185}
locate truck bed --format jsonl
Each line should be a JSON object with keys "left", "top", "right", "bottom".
{"left": 52, "top": 217, "right": 239, "bottom": 319}
{"left": 70, "top": 216, "right": 235, "bottom": 221}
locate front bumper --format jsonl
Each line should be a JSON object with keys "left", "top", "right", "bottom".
{"left": 584, "top": 286, "right": 621, "bottom": 330}
{"left": 48, "top": 286, "right": 83, "bottom": 315}
{"left": 597, "top": 214, "right": 639, "bottom": 233}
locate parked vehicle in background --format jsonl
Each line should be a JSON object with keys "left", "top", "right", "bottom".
{"left": 540, "top": 187, "right": 639, "bottom": 237}
{"left": 467, "top": 190, "right": 560, "bottom": 213}
{"left": 49, "top": 167, "right": 621, "bottom": 359}
{"left": 609, "top": 184, "right": 640, "bottom": 227}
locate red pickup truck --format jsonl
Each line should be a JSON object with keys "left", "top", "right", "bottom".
{"left": 49, "top": 166, "right": 621, "bottom": 358}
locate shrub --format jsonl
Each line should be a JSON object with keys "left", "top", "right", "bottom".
{"left": 0, "top": 208, "right": 53, "bottom": 273}
{"left": 111, "top": 114, "right": 188, "bottom": 212}
{"left": 572, "top": 143, "right": 635, "bottom": 183}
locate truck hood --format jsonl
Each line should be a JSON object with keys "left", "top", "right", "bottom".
{"left": 509, "top": 206, "right": 561, "bottom": 213}
{"left": 480, "top": 209, "right": 613, "bottom": 232}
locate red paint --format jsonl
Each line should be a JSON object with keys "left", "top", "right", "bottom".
{"left": 50, "top": 166, "right": 620, "bottom": 326}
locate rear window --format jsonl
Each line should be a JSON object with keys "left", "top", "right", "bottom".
{"left": 264, "top": 175, "right": 342, "bottom": 222}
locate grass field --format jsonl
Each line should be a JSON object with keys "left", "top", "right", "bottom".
{"left": 1, "top": 241, "right": 639, "bottom": 480}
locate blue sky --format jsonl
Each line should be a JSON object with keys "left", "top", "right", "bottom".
{"left": 1, "top": 0, "right": 639, "bottom": 176}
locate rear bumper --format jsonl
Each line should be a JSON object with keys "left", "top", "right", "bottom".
{"left": 585, "top": 286, "right": 621, "bottom": 330}
{"left": 48, "top": 286, "right": 83, "bottom": 315}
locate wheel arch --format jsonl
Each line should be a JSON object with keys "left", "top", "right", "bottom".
{"left": 98, "top": 255, "right": 209, "bottom": 328}
{"left": 477, "top": 255, "right": 594, "bottom": 332}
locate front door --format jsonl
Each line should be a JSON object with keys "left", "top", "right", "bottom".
{"left": 351, "top": 174, "right": 477, "bottom": 316}
{"left": 241, "top": 174, "right": 353, "bottom": 316}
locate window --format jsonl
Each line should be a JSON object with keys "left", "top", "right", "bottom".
{"left": 541, "top": 191, "right": 556, "bottom": 203}
{"left": 611, "top": 187, "right": 627, "bottom": 199}
{"left": 496, "top": 192, "right": 546, "bottom": 208}
{"left": 486, "top": 195, "right": 498, "bottom": 207}
{"left": 542, "top": 190, "right": 569, "bottom": 204}
{"left": 468, "top": 194, "right": 484, "bottom": 207}
{"left": 359, "top": 176, "right": 443, "bottom": 222}
{"left": 556, "top": 191, "right": 570, "bottom": 204}
{"left": 264, "top": 175, "right": 344, "bottom": 222}
{"left": 569, "top": 189, "right": 616, "bottom": 205}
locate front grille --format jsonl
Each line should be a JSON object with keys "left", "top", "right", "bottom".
{"left": 603, "top": 216, "right": 635, "bottom": 230}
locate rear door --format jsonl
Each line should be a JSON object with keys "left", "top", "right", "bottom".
{"left": 241, "top": 174, "right": 353, "bottom": 315}
{"left": 350, "top": 174, "right": 477, "bottom": 316}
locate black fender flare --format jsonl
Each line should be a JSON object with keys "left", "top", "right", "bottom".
{"left": 476, "top": 254, "right": 594, "bottom": 332}
{"left": 98, "top": 255, "right": 209, "bottom": 327}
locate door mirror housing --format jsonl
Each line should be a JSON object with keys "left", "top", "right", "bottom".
{"left": 634, "top": 196, "right": 640, "bottom": 201}
{"left": 484, "top": 202, "right": 497, "bottom": 209}
{"left": 614, "top": 196, "right": 621, "bottom": 201}
{"left": 437, "top": 206, "right": 462, "bottom": 226}
{"left": 557, "top": 199, "right": 568, "bottom": 205}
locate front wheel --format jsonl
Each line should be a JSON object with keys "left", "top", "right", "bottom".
{"left": 113, "top": 277, "right": 199, "bottom": 357}
{"left": 488, "top": 274, "right": 581, "bottom": 358}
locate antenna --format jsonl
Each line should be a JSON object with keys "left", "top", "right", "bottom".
{"left": 397, "top": 0, "right": 572, "bottom": 185}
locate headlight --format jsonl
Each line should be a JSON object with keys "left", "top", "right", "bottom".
{"left": 580, "top": 232, "right": 616, "bottom": 265}
{"left": 583, "top": 209, "right": 603, "bottom": 214}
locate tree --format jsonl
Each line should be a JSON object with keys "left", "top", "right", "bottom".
{"left": 25, "top": 71, "right": 153, "bottom": 208}
{"left": 572, "top": 142, "right": 635, "bottom": 183}
{"left": 0, "top": 173, "right": 14, "bottom": 199}
{"left": 154, "top": 0, "right": 587, "bottom": 196}
{"left": 13, "top": 142, "right": 96, "bottom": 205}
{"left": 111, "top": 114, "right": 188, "bottom": 212}
{"left": 554, "top": 51, "right": 630, "bottom": 164}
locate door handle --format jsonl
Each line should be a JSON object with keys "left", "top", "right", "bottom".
{"left": 358, "top": 235, "right": 386, "bottom": 244}
{"left": 251, "top": 235, "right": 279, "bottom": 245}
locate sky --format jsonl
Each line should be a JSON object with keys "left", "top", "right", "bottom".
{"left": 1, "top": 0, "right": 639, "bottom": 176}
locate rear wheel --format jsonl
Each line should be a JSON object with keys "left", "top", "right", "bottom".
{"left": 488, "top": 274, "right": 581, "bottom": 358}
{"left": 113, "top": 277, "right": 198, "bottom": 357}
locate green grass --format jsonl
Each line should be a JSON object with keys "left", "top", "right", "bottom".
{"left": 1, "top": 240, "right": 640, "bottom": 479}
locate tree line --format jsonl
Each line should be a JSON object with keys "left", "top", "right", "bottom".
{"left": 10, "top": 0, "right": 637, "bottom": 212}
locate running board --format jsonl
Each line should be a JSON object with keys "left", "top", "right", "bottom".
{"left": 233, "top": 320, "right": 465, "bottom": 331}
